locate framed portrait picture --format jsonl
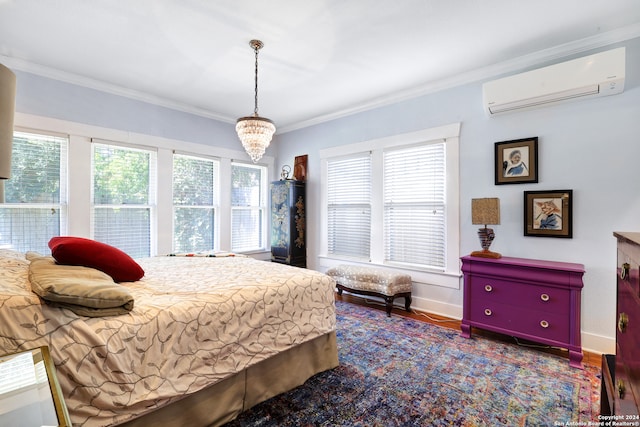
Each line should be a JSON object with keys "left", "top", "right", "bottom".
{"left": 524, "top": 190, "right": 573, "bottom": 238}
{"left": 495, "top": 137, "right": 538, "bottom": 185}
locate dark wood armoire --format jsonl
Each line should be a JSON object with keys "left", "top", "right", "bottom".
{"left": 270, "top": 180, "right": 306, "bottom": 268}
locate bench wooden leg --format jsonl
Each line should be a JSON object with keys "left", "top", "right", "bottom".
{"left": 405, "top": 295, "right": 412, "bottom": 312}
{"left": 384, "top": 296, "right": 394, "bottom": 317}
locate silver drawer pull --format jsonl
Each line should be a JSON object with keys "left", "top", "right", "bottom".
{"left": 484, "top": 309, "right": 492, "bottom": 316}
{"left": 484, "top": 285, "right": 493, "bottom": 292}
{"left": 540, "top": 320, "right": 549, "bottom": 328}
{"left": 540, "top": 294, "right": 550, "bottom": 302}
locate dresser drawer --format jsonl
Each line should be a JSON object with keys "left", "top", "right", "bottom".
{"left": 617, "top": 282, "right": 640, "bottom": 363}
{"left": 469, "top": 277, "right": 570, "bottom": 313}
{"left": 614, "top": 348, "right": 640, "bottom": 415}
{"left": 617, "top": 280, "right": 640, "bottom": 408}
{"left": 618, "top": 241, "right": 640, "bottom": 299}
{"left": 469, "top": 301, "right": 569, "bottom": 344}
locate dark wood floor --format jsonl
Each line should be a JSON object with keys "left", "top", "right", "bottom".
{"left": 335, "top": 292, "right": 600, "bottom": 368}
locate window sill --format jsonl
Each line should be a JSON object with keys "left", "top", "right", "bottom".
{"left": 241, "top": 250, "right": 271, "bottom": 261}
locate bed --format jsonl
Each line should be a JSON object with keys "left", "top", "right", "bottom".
{"left": 0, "top": 249, "right": 339, "bottom": 426}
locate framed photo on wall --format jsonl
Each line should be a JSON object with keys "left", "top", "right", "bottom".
{"left": 524, "top": 190, "right": 573, "bottom": 238}
{"left": 495, "top": 137, "right": 538, "bottom": 185}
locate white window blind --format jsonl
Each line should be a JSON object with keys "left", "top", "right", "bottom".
{"left": 384, "top": 142, "right": 446, "bottom": 269}
{"left": 326, "top": 154, "right": 372, "bottom": 259}
{"left": 0, "top": 131, "right": 68, "bottom": 253}
{"left": 172, "top": 153, "right": 219, "bottom": 253}
{"left": 230, "top": 162, "right": 266, "bottom": 252}
{"left": 92, "top": 142, "right": 156, "bottom": 258}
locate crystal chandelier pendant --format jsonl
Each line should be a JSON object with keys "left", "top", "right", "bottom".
{"left": 236, "top": 115, "right": 276, "bottom": 163}
{"left": 236, "top": 39, "right": 275, "bottom": 163}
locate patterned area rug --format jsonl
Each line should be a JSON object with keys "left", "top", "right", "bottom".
{"left": 225, "top": 300, "right": 600, "bottom": 426}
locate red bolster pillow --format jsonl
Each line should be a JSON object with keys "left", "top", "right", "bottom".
{"left": 48, "top": 236, "right": 144, "bottom": 283}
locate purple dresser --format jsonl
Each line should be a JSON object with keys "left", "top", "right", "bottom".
{"left": 460, "top": 255, "right": 585, "bottom": 368}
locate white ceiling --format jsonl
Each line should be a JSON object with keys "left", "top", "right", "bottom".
{"left": 1, "top": 0, "right": 640, "bottom": 133}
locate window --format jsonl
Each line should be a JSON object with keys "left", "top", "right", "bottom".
{"left": 321, "top": 124, "right": 460, "bottom": 283}
{"left": 172, "top": 153, "right": 219, "bottom": 252}
{"left": 0, "top": 131, "right": 68, "bottom": 253}
{"left": 92, "top": 142, "right": 156, "bottom": 258}
{"left": 326, "top": 154, "right": 372, "bottom": 259}
{"left": 230, "top": 161, "right": 267, "bottom": 252}
{"left": 384, "top": 143, "right": 446, "bottom": 269}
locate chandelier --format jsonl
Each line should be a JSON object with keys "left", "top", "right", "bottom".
{"left": 236, "top": 39, "right": 275, "bottom": 163}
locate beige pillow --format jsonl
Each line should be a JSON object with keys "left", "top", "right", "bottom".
{"left": 27, "top": 252, "right": 134, "bottom": 317}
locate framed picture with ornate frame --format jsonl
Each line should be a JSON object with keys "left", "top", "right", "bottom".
{"left": 524, "top": 189, "right": 573, "bottom": 238}
{"left": 495, "top": 137, "right": 538, "bottom": 185}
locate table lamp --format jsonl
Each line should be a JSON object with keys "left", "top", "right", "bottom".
{"left": 471, "top": 198, "right": 501, "bottom": 259}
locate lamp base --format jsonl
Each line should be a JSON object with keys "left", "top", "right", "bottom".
{"left": 470, "top": 249, "right": 502, "bottom": 259}
{"left": 472, "top": 227, "right": 501, "bottom": 258}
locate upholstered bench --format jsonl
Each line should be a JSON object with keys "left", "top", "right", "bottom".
{"left": 326, "top": 264, "right": 412, "bottom": 317}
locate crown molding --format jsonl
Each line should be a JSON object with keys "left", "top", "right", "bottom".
{"left": 0, "top": 54, "right": 236, "bottom": 124}
{"left": 277, "top": 23, "right": 640, "bottom": 133}
{"left": 3, "top": 23, "right": 640, "bottom": 135}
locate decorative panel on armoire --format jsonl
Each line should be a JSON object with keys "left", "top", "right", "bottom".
{"left": 270, "top": 180, "right": 306, "bottom": 267}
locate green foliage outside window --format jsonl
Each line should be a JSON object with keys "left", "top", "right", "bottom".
{"left": 172, "top": 155, "right": 216, "bottom": 253}
{"left": 5, "top": 134, "right": 61, "bottom": 204}
{"left": 93, "top": 145, "right": 150, "bottom": 205}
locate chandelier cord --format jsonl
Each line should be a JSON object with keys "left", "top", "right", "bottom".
{"left": 253, "top": 44, "right": 259, "bottom": 116}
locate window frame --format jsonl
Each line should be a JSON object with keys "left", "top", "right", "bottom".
{"left": 320, "top": 123, "right": 461, "bottom": 289}
{"left": 383, "top": 140, "right": 447, "bottom": 270}
{"left": 11, "top": 112, "right": 276, "bottom": 258}
{"left": 325, "top": 152, "right": 373, "bottom": 261}
{"left": 230, "top": 160, "right": 269, "bottom": 253}
{"left": 90, "top": 139, "right": 157, "bottom": 259}
{"left": 171, "top": 152, "right": 220, "bottom": 253}
{"left": 0, "top": 129, "right": 69, "bottom": 253}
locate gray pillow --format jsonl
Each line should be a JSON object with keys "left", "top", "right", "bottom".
{"left": 27, "top": 252, "right": 134, "bottom": 317}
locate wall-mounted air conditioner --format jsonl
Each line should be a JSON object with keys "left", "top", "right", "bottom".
{"left": 483, "top": 47, "right": 625, "bottom": 116}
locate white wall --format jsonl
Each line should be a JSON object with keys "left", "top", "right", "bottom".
{"left": 10, "top": 38, "right": 640, "bottom": 355}
{"left": 274, "top": 39, "right": 640, "bottom": 355}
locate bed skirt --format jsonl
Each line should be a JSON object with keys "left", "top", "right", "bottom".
{"left": 118, "top": 331, "right": 339, "bottom": 427}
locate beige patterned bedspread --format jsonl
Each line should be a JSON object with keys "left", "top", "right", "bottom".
{"left": 0, "top": 250, "right": 336, "bottom": 426}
